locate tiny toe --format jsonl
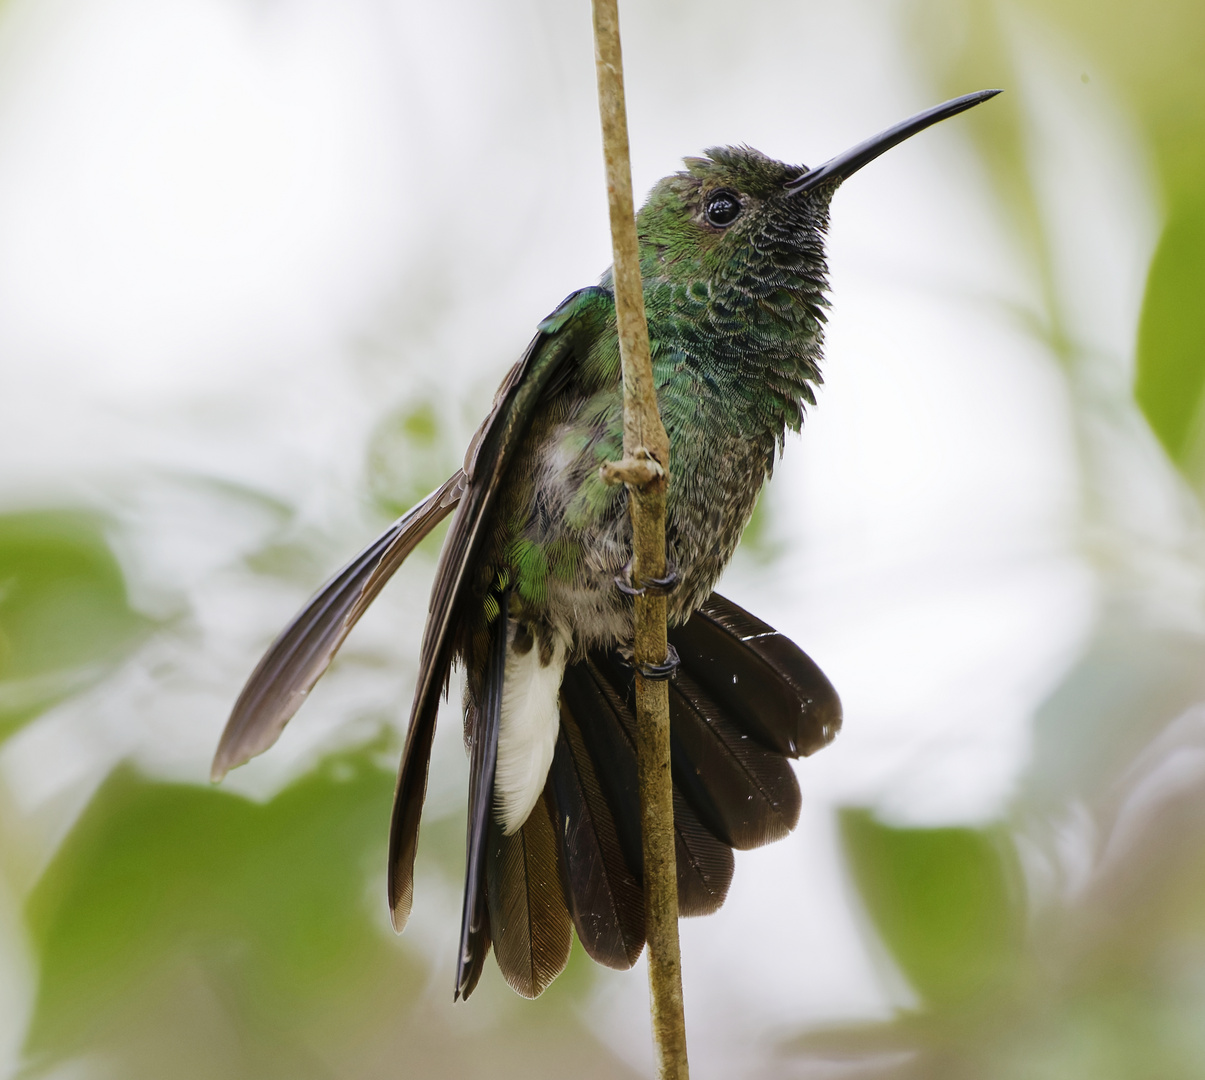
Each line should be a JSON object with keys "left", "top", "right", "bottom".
{"left": 637, "top": 644, "right": 680, "bottom": 681}
{"left": 642, "top": 567, "right": 679, "bottom": 596}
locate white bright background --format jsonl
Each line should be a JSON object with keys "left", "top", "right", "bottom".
{"left": 0, "top": 0, "right": 1176, "bottom": 1076}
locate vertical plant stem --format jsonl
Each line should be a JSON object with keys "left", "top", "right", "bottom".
{"left": 590, "top": 2, "right": 689, "bottom": 1078}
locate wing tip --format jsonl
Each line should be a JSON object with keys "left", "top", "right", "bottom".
{"left": 208, "top": 712, "right": 283, "bottom": 783}
{"left": 388, "top": 872, "right": 413, "bottom": 934}
{"left": 209, "top": 732, "right": 242, "bottom": 783}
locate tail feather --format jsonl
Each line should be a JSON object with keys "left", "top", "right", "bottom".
{"left": 486, "top": 791, "right": 573, "bottom": 999}
{"left": 550, "top": 706, "right": 645, "bottom": 969}
{"left": 563, "top": 655, "right": 732, "bottom": 916}
{"left": 559, "top": 657, "right": 645, "bottom": 877}
{"left": 457, "top": 590, "right": 837, "bottom": 997}
{"left": 669, "top": 594, "right": 842, "bottom": 759}
{"left": 668, "top": 667, "right": 801, "bottom": 850}
{"left": 669, "top": 788, "right": 735, "bottom": 917}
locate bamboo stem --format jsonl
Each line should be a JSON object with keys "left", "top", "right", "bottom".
{"left": 590, "top": 2, "right": 689, "bottom": 1078}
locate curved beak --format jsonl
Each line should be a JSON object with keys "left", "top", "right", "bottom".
{"left": 785, "top": 89, "right": 1002, "bottom": 195}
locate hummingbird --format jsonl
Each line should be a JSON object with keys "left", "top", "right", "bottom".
{"left": 212, "top": 89, "right": 1000, "bottom": 1001}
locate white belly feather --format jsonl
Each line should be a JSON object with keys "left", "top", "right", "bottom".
{"left": 495, "top": 627, "right": 569, "bottom": 835}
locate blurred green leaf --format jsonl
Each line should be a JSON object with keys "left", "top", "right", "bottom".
{"left": 1135, "top": 200, "right": 1205, "bottom": 467}
{"left": 366, "top": 400, "right": 456, "bottom": 520}
{"left": 0, "top": 511, "right": 149, "bottom": 739}
{"left": 24, "top": 749, "right": 419, "bottom": 1078}
{"left": 839, "top": 810, "right": 1024, "bottom": 1010}
{"left": 1034, "top": 0, "right": 1205, "bottom": 202}
{"left": 21, "top": 746, "right": 635, "bottom": 1080}
{"left": 806, "top": 745, "right": 1205, "bottom": 1078}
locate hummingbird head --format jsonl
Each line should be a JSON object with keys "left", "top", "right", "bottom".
{"left": 637, "top": 145, "right": 828, "bottom": 288}
{"left": 636, "top": 89, "right": 1001, "bottom": 291}
{"left": 630, "top": 90, "right": 1001, "bottom": 439}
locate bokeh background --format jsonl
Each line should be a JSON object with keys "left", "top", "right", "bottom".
{"left": 1, "top": 0, "right": 1203, "bottom": 1077}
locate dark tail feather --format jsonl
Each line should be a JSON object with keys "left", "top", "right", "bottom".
{"left": 461, "top": 589, "right": 838, "bottom": 995}
{"left": 668, "top": 667, "right": 801, "bottom": 850}
{"left": 559, "top": 657, "right": 644, "bottom": 877}
{"left": 211, "top": 472, "right": 463, "bottom": 781}
{"left": 669, "top": 593, "right": 842, "bottom": 759}
{"left": 454, "top": 589, "right": 508, "bottom": 1000}
{"left": 585, "top": 654, "right": 734, "bottom": 916}
{"left": 669, "top": 787, "right": 736, "bottom": 917}
{"left": 560, "top": 655, "right": 735, "bottom": 918}
{"left": 550, "top": 706, "right": 645, "bottom": 969}
{"left": 547, "top": 591, "right": 840, "bottom": 930}
{"left": 486, "top": 791, "right": 573, "bottom": 999}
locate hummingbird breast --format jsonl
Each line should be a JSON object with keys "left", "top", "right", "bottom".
{"left": 496, "top": 367, "right": 780, "bottom": 660}
{"left": 486, "top": 256, "right": 826, "bottom": 661}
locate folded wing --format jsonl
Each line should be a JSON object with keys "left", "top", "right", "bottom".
{"left": 388, "top": 288, "right": 610, "bottom": 932}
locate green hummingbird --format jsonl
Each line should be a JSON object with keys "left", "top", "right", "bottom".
{"left": 212, "top": 89, "right": 1000, "bottom": 1001}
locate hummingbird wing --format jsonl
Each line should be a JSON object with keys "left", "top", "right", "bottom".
{"left": 211, "top": 471, "right": 465, "bottom": 782}
{"left": 457, "top": 588, "right": 577, "bottom": 1000}
{"left": 454, "top": 586, "right": 508, "bottom": 1001}
{"left": 388, "top": 287, "right": 610, "bottom": 933}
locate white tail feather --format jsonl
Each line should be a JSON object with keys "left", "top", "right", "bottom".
{"left": 495, "top": 629, "right": 569, "bottom": 835}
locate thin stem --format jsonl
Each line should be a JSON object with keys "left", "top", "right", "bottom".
{"left": 589, "top": 2, "right": 689, "bottom": 1078}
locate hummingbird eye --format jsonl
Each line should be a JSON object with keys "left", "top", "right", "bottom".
{"left": 704, "top": 190, "right": 742, "bottom": 227}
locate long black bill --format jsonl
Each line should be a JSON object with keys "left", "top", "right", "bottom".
{"left": 786, "top": 89, "right": 1001, "bottom": 195}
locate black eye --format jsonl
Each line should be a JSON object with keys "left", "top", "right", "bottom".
{"left": 704, "top": 190, "right": 741, "bottom": 227}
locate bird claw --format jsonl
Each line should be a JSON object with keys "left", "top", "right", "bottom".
{"left": 614, "top": 561, "right": 679, "bottom": 597}
{"left": 637, "top": 644, "right": 680, "bottom": 681}
{"left": 616, "top": 643, "right": 681, "bottom": 681}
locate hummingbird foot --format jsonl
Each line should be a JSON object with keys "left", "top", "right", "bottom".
{"left": 637, "top": 643, "right": 680, "bottom": 681}
{"left": 612, "top": 643, "right": 680, "bottom": 681}
{"left": 614, "top": 561, "right": 679, "bottom": 597}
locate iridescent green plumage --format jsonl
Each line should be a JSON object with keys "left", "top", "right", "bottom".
{"left": 473, "top": 148, "right": 831, "bottom": 670}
